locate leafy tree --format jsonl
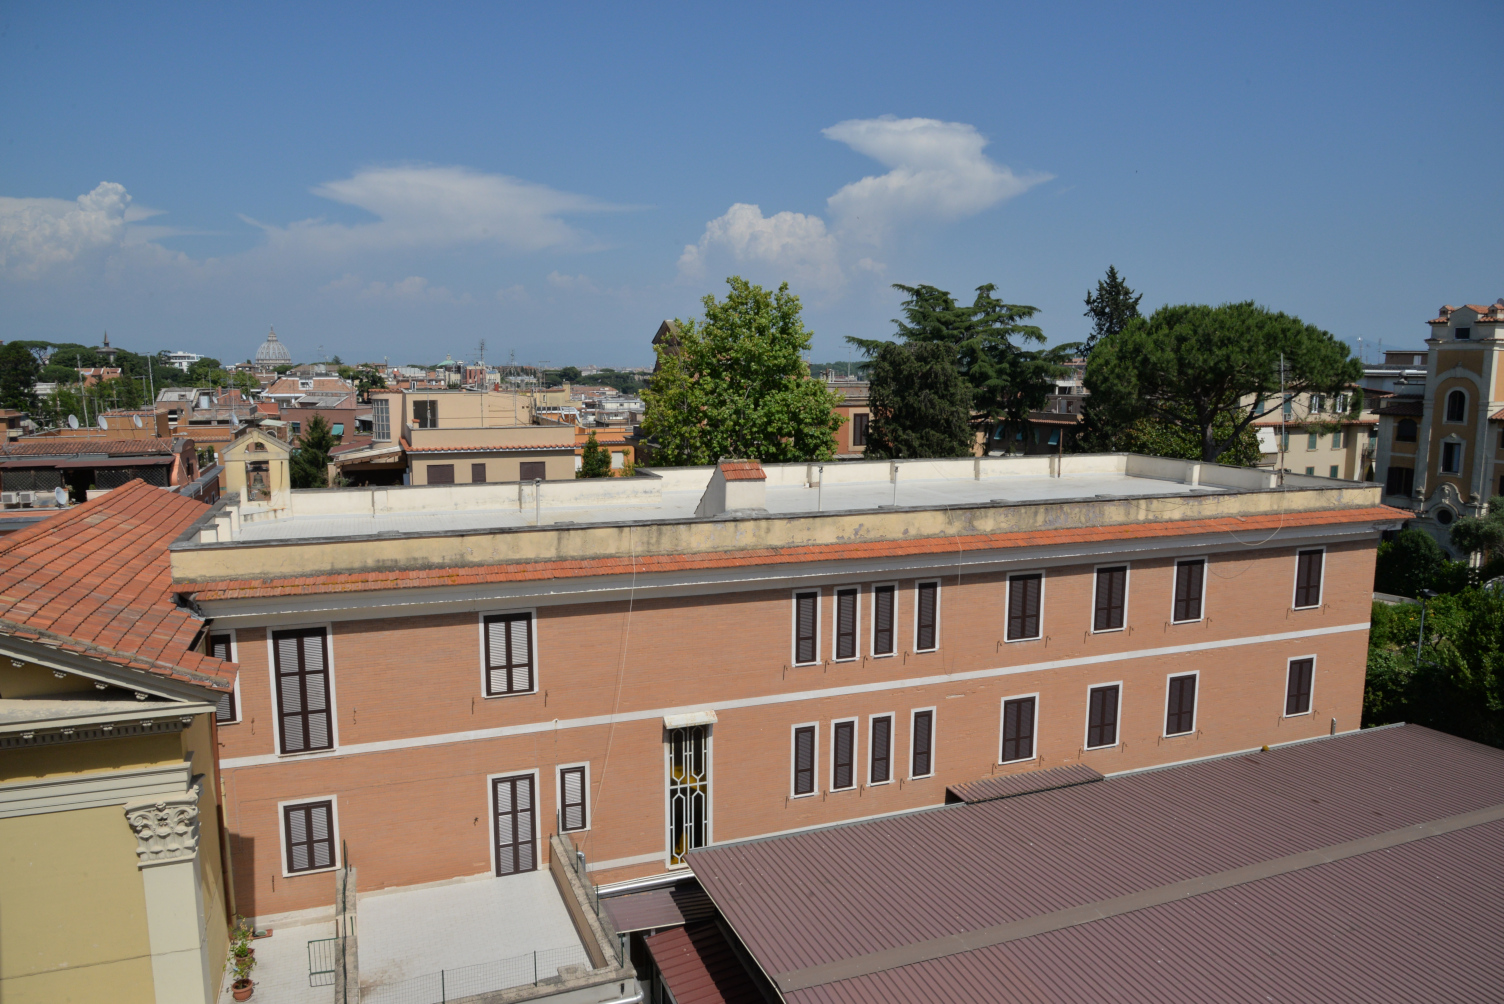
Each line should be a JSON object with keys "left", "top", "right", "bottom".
{"left": 578, "top": 431, "right": 612, "bottom": 478}
{"left": 290, "top": 414, "right": 338, "bottom": 489}
{"left": 0, "top": 343, "right": 41, "bottom": 411}
{"left": 559, "top": 366, "right": 582, "bottom": 383}
{"left": 1082, "top": 265, "right": 1143, "bottom": 357}
{"left": 642, "top": 277, "right": 843, "bottom": 466}
{"left": 39, "top": 364, "right": 81, "bottom": 385}
{"left": 186, "top": 357, "right": 228, "bottom": 387}
{"left": 231, "top": 371, "right": 260, "bottom": 394}
{"left": 1375, "top": 529, "right": 1448, "bottom": 598}
{"left": 1085, "top": 411, "right": 1263, "bottom": 466}
{"left": 1450, "top": 496, "right": 1504, "bottom": 560}
{"left": 864, "top": 341, "right": 974, "bottom": 459}
{"left": 1085, "top": 301, "right": 1361, "bottom": 464}
{"left": 275, "top": 364, "right": 295, "bottom": 375}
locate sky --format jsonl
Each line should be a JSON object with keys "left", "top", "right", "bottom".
{"left": 2, "top": 2, "right": 1501, "bottom": 369}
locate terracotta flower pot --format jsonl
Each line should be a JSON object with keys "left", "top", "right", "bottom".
{"left": 232, "top": 979, "right": 254, "bottom": 1001}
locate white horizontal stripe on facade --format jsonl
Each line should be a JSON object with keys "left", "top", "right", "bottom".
{"left": 220, "top": 621, "right": 1370, "bottom": 770}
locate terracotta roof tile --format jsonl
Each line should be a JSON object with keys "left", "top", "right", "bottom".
{"left": 719, "top": 460, "right": 766, "bottom": 481}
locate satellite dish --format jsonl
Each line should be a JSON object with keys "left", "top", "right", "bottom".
{"left": 97, "top": 415, "right": 109, "bottom": 431}
{"left": 67, "top": 414, "right": 79, "bottom": 430}
{"left": 54, "top": 487, "right": 68, "bottom": 507}
{"left": 132, "top": 415, "right": 143, "bottom": 429}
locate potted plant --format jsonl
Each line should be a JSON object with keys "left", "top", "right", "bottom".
{"left": 230, "top": 921, "right": 257, "bottom": 1001}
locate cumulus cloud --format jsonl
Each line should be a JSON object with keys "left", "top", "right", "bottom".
{"left": 319, "top": 272, "right": 469, "bottom": 303}
{"left": 0, "top": 182, "right": 133, "bottom": 275}
{"left": 677, "top": 203, "right": 842, "bottom": 291}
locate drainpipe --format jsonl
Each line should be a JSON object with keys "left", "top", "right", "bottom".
{"left": 534, "top": 478, "right": 542, "bottom": 525}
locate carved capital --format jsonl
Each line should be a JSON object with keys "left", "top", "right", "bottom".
{"left": 124, "top": 781, "right": 201, "bottom": 867}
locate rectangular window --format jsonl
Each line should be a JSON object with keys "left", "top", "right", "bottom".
{"left": 667, "top": 725, "right": 710, "bottom": 865}
{"left": 282, "top": 799, "right": 336, "bottom": 874}
{"left": 291, "top": 421, "right": 302, "bottom": 436}
{"left": 1165, "top": 674, "right": 1197, "bottom": 735}
{"left": 483, "top": 613, "right": 534, "bottom": 696}
{"left": 1007, "top": 573, "right": 1042, "bottom": 641}
{"left": 414, "top": 399, "right": 438, "bottom": 428}
{"left": 1332, "top": 429, "right": 1344, "bottom": 449}
{"left": 1305, "top": 466, "right": 1315, "bottom": 476}
{"left": 852, "top": 412, "right": 869, "bottom": 447}
{"left": 1086, "top": 684, "right": 1120, "bottom": 749}
{"left": 1093, "top": 566, "right": 1128, "bottom": 632}
{"left": 1456, "top": 327, "right": 1471, "bottom": 340}
{"left": 1306, "top": 432, "right": 1318, "bottom": 450}
{"left": 792, "top": 725, "right": 817, "bottom": 796}
{"left": 793, "top": 591, "right": 819, "bottom": 665}
{"left": 834, "top": 588, "right": 859, "bottom": 661}
{"left": 558, "top": 766, "right": 588, "bottom": 832}
{"left": 519, "top": 461, "right": 547, "bottom": 481}
{"left": 1329, "top": 465, "right": 1339, "bottom": 478}
{"left": 1441, "top": 442, "right": 1461, "bottom": 474}
{"left": 1000, "top": 696, "right": 1036, "bottom": 763}
{"left": 209, "top": 632, "right": 237, "bottom": 723}
{"left": 1286, "top": 658, "right": 1314, "bottom": 716}
{"left": 492, "top": 774, "right": 536, "bottom": 875}
{"left": 910, "top": 709, "right": 934, "bottom": 778}
{"left": 472, "top": 462, "right": 487, "bottom": 483}
{"left": 869, "top": 714, "right": 892, "bottom": 784}
{"left": 831, "top": 719, "right": 856, "bottom": 791}
{"left": 427, "top": 464, "right": 455, "bottom": 485}
{"left": 273, "top": 628, "right": 333, "bottom": 755}
{"left": 1172, "top": 560, "right": 1204, "bottom": 623}
{"left": 915, "top": 581, "right": 939, "bottom": 652}
{"left": 1386, "top": 466, "right": 1415, "bottom": 496}
{"left": 1294, "top": 549, "right": 1324, "bottom": 609}
{"left": 871, "top": 584, "right": 896, "bottom": 656}
{"left": 1281, "top": 430, "right": 1290, "bottom": 451}
{"left": 372, "top": 398, "right": 391, "bottom": 441}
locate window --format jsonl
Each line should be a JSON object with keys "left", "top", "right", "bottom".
{"left": 910, "top": 709, "right": 934, "bottom": 778}
{"left": 1441, "top": 441, "right": 1462, "bottom": 474}
{"left": 1294, "top": 549, "right": 1324, "bottom": 609}
{"left": 914, "top": 581, "right": 939, "bottom": 652}
{"left": 667, "top": 725, "right": 710, "bottom": 866}
{"left": 792, "top": 724, "right": 817, "bottom": 796}
{"left": 1165, "top": 673, "right": 1197, "bottom": 736}
{"left": 558, "top": 765, "right": 588, "bottom": 832}
{"left": 483, "top": 613, "right": 534, "bottom": 696}
{"left": 282, "top": 799, "right": 336, "bottom": 874}
{"left": 852, "top": 412, "right": 869, "bottom": 447}
{"left": 1306, "top": 432, "right": 1318, "bottom": 450}
{"left": 1000, "top": 696, "right": 1036, "bottom": 763}
{"left": 1329, "top": 465, "right": 1339, "bottom": 478}
{"left": 291, "top": 421, "right": 302, "bottom": 436}
{"left": 273, "top": 628, "right": 333, "bottom": 755}
{"left": 1285, "top": 657, "right": 1314, "bottom": 716}
{"left": 1281, "top": 430, "right": 1290, "bottom": 451}
{"left": 414, "top": 399, "right": 438, "bottom": 428}
{"left": 1086, "top": 684, "right": 1120, "bottom": 749}
{"left": 1006, "top": 573, "right": 1042, "bottom": 641}
{"left": 1305, "top": 467, "right": 1315, "bottom": 476}
{"left": 519, "top": 461, "right": 546, "bottom": 482}
{"left": 1446, "top": 390, "right": 1466, "bottom": 423}
{"left": 472, "top": 463, "right": 487, "bottom": 483}
{"left": 1456, "top": 327, "right": 1471, "bottom": 340}
{"left": 611, "top": 452, "right": 625, "bottom": 470}
{"left": 1336, "top": 394, "right": 1348, "bottom": 413}
{"left": 871, "top": 584, "right": 896, "bottom": 656}
{"left": 1331, "top": 429, "right": 1344, "bottom": 449}
{"left": 427, "top": 464, "right": 455, "bottom": 485}
{"left": 492, "top": 774, "right": 536, "bottom": 875}
{"left": 1282, "top": 396, "right": 1293, "bottom": 419}
{"left": 1172, "top": 559, "right": 1204, "bottom": 623}
{"left": 1093, "top": 566, "right": 1128, "bottom": 632}
{"left": 869, "top": 714, "right": 893, "bottom": 784}
{"left": 793, "top": 590, "right": 819, "bottom": 665}
{"left": 372, "top": 398, "right": 390, "bottom": 441}
{"left": 1395, "top": 419, "right": 1417, "bottom": 443}
{"left": 833, "top": 588, "right": 859, "bottom": 660}
{"left": 831, "top": 719, "right": 856, "bottom": 791}
{"left": 1386, "top": 466, "right": 1415, "bottom": 496}
{"left": 209, "top": 632, "right": 237, "bottom": 723}
{"left": 1310, "top": 394, "right": 1324, "bottom": 414}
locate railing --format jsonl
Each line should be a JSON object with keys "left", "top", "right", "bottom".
{"left": 309, "top": 937, "right": 338, "bottom": 987}
{"left": 359, "top": 945, "right": 594, "bottom": 1004}
{"left": 556, "top": 832, "right": 626, "bottom": 965}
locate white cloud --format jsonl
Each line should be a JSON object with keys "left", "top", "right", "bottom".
{"left": 677, "top": 203, "right": 842, "bottom": 291}
{"left": 318, "top": 272, "right": 469, "bottom": 303}
{"left": 546, "top": 270, "right": 600, "bottom": 293}
{"left": 0, "top": 182, "right": 133, "bottom": 275}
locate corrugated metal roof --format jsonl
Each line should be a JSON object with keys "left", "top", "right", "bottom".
{"left": 603, "top": 883, "right": 714, "bottom": 933}
{"left": 690, "top": 726, "right": 1504, "bottom": 1004}
{"left": 945, "top": 763, "right": 1102, "bottom": 803}
{"left": 643, "top": 923, "right": 767, "bottom": 1004}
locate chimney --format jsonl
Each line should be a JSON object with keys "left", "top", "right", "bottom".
{"left": 695, "top": 459, "right": 767, "bottom": 517}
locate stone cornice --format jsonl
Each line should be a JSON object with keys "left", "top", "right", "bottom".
{"left": 125, "top": 777, "right": 202, "bottom": 868}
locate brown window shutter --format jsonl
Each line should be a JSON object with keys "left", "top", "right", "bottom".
{"left": 559, "top": 766, "right": 587, "bottom": 832}
{"left": 519, "top": 461, "right": 546, "bottom": 481}
{"left": 428, "top": 464, "right": 455, "bottom": 485}
{"left": 1166, "top": 674, "right": 1196, "bottom": 734}
{"left": 911, "top": 710, "right": 933, "bottom": 777}
{"left": 1174, "top": 560, "right": 1204, "bottom": 622}
{"left": 1094, "top": 567, "right": 1127, "bottom": 631}
{"left": 832, "top": 721, "right": 855, "bottom": 790}
{"left": 493, "top": 774, "right": 536, "bottom": 874}
{"left": 1007, "top": 574, "right": 1042, "bottom": 640}
{"left": 870, "top": 715, "right": 891, "bottom": 783}
{"left": 209, "top": 632, "right": 236, "bottom": 723}
{"left": 793, "top": 726, "right": 816, "bottom": 795}
{"left": 873, "top": 585, "right": 895, "bottom": 655}
{"left": 283, "top": 800, "right": 336, "bottom": 873}
{"left": 916, "top": 582, "right": 937, "bottom": 651}
{"left": 484, "top": 613, "right": 534, "bottom": 696}
{"left": 1002, "top": 696, "right": 1036, "bottom": 762}
{"left": 794, "top": 592, "right": 818, "bottom": 664}
{"left": 472, "top": 463, "right": 487, "bottom": 483}
{"left": 1295, "top": 550, "right": 1323, "bottom": 608}
{"left": 1286, "top": 658, "right": 1314, "bottom": 715}
{"left": 835, "top": 588, "right": 858, "bottom": 659}
{"left": 272, "top": 628, "right": 332, "bottom": 754}
{"left": 1088, "top": 685, "right": 1119, "bottom": 748}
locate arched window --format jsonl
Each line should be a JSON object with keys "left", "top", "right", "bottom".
{"left": 1446, "top": 389, "right": 1466, "bottom": 423}
{"left": 1395, "top": 419, "right": 1417, "bottom": 443}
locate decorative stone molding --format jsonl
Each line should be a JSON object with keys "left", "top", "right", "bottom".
{"left": 125, "top": 780, "right": 202, "bottom": 868}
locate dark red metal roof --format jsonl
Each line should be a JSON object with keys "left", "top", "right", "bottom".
{"left": 690, "top": 726, "right": 1504, "bottom": 1004}
{"left": 945, "top": 763, "right": 1102, "bottom": 804}
{"left": 603, "top": 883, "right": 715, "bottom": 933}
{"left": 643, "top": 923, "right": 766, "bottom": 1004}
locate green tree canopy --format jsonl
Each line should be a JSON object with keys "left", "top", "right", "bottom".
{"left": 1375, "top": 528, "right": 1449, "bottom": 598}
{"left": 1085, "top": 301, "right": 1361, "bottom": 463}
{"left": 1082, "top": 265, "right": 1143, "bottom": 357}
{"left": 1086, "top": 412, "right": 1264, "bottom": 466}
{"left": 290, "top": 414, "right": 338, "bottom": 489}
{"left": 641, "top": 277, "right": 843, "bottom": 466}
{"left": 1450, "top": 496, "right": 1504, "bottom": 560}
{"left": 0, "top": 343, "right": 41, "bottom": 411}
{"left": 559, "top": 366, "right": 582, "bottom": 383}
{"left": 185, "top": 357, "right": 228, "bottom": 387}
{"left": 578, "top": 431, "right": 612, "bottom": 478}
{"left": 864, "top": 341, "right": 974, "bottom": 459}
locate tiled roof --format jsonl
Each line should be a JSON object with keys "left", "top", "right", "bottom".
{"left": 2, "top": 438, "right": 179, "bottom": 457}
{"left": 176, "top": 505, "right": 1406, "bottom": 602}
{"left": 0, "top": 481, "right": 233, "bottom": 691}
{"left": 719, "top": 460, "right": 766, "bottom": 481}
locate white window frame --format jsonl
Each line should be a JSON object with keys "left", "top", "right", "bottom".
{"left": 868, "top": 581, "right": 898, "bottom": 659}
{"left": 662, "top": 725, "right": 714, "bottom": 869}
{"left": 488, "top": 768, "right": 542, "bottom": 878}
{"left": 828, "top": 717, "right": 859, "bottom": 792}
{"left": 998, "top": 691, "right": 1041, "bottom": 765}
{"left": 791, "top": 588, "right": 822, "bottom": 667}
{"left": 1283, "top": 654, "right": 1317, "bottom": 718}
{"left": 476, "top": 608, "right": 541, "bottom": 700}
{"left": 1443, "top": 388, "right": 1468, "bottom": 425}
{"left": 912, "top": 579, "right": 941, "bottom": 653}
{"left": 277, "top": 794, "right": 341, "bottom": 878}
{"left": 1439, "top": 437, "right": 1464, "bottom": 475}
{"left": 555, "top": 761, "right": 591, "bottom": 834}
{"left": 789, "top": 721, "right": 819, "bottom": 798}
{"left": 1291, "top": 545, "right": 1327, "bottom": 611}
{"left": 1004, "top": 570, "right": 1046, "bottom": 643}
{"left": 831, "top": 585, "right": 862, "bottom": 663}
{"left": 866, "top": 711, "right": 896, "bottom": 786}
{"left": 265, "top": 622, "right": 340, "bottom": 759}
{"left": 1169, "top": 557, "right": 1208, "bottom": 625}
{"left": 1083, "top": 681, "right": 1124, "bottom": 751}
{"left": 907, "top": 706, "right": 937, "bottom": 780}
{"left": 1162, "top": 670, "right": 1200, "bottom": 738}
{"left": 1089, "top": 562, "right": 1131, "bottom": 635}
{"left": 210, "top": 628, "right": 242, "bottom": 725}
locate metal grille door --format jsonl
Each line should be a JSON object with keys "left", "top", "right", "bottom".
{"left": 667, "top": 725, "right": 710, "bottom": 866}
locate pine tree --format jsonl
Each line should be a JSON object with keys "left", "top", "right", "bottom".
{"left": 864, "top": 342, "right": 974, "bottom": 459}
{"left": 290, "top": 414, "right": 338, "bottom": 489}
{"left": 578, "top": 431, "right": 612, "bottom": 478}
{"left": 1082, "top": 265, "right": 1143, "bottom": 357}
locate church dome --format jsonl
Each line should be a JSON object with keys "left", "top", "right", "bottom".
{"left": 255, "top": 327, "right": 292, "bottom": 366}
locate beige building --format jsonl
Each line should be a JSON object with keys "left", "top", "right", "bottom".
{"left": 1254, "top": 388, "right": 1377, "bottom": 481}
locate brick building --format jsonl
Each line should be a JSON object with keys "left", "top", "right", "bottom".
{"left": 170, "top": 453, "right": 1400, "bottom": 929}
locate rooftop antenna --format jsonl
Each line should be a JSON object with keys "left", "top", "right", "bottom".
{"left": 1278, "top": 353, "right": 1286, "bottom": 487}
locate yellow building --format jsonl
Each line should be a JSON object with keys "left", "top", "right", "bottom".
{"left": 0, "top": 481, "right": 238, "bottom": 1004}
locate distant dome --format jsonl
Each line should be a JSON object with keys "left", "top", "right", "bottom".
{"left": 255, "top": 327, "right": 292, "bottom": 366}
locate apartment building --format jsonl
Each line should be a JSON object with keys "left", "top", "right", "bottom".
{"left": 168, "top": 450, "right": 1399, "bottom": 933}
{"left": 1253, "top": 386, "right": 1377, "bottom": 480}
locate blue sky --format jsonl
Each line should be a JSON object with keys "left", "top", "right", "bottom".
{"left": 2, "top": 2, "right": 1500, "bottom": 368}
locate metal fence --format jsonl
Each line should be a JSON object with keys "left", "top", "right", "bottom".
{"left": 309, "top": 937, "right": 337, "bottom": 988}
{"left": 359, "top": 945, "right": 594, "bottom": 1004}
{"left": 556, "top": 832, "right": 626, "bottom": 965}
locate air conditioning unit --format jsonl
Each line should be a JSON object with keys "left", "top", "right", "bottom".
{"left": 16, "top": 491, "right": 35, "bottom": 506}
{"left": 0, "top": 492, "right": 16, "bottom": 507}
